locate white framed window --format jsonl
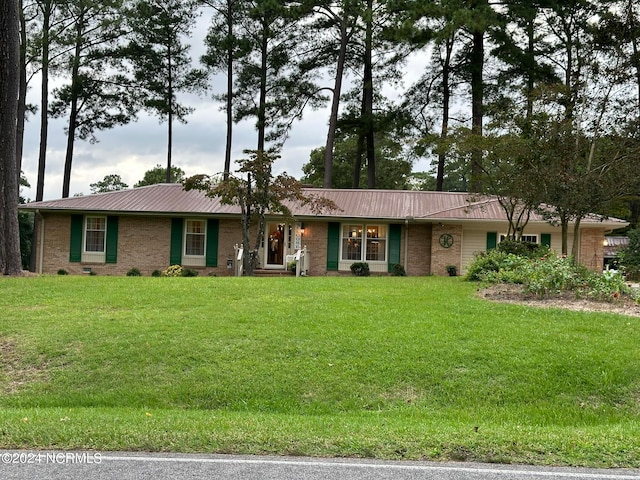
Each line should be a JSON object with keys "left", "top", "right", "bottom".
{"left": 341, "top": 224, "right": 387, "bottom": 262}
{"left": 84, "top": 216, "right": 106, "bottom": 253}
{"left": 499, "top": 234, "right": 538, "bottom": 244}
{"left": 184, "top": 219, "right": 206, "bottom": 257}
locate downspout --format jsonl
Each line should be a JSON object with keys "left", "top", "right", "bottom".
{"left": 404, "top": 218, "right": 411, "bottom": 273}
{"left": 37, "top": 210, "right": 44, "bottom": 274}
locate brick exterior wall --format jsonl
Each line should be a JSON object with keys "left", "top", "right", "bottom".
{"left": 578, "top": 227, "right": 606, "bottom": 272}
{"left": 35, "top": 213, "right": 246, "bottom": 276}
{"left": 406, "top": 223, "right": 432, "bottom": 276}
{"left": 431, "top": 224, "right": 463, "bottom": 276}
{"left": 36, "top": 214, "right": 72, "bottom": 274}
{"left": 296, "top": 221, "right": 329, "bottom": 276}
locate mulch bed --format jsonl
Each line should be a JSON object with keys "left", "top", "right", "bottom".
{"left": 479, "top": 283, "right": 640, "bottom": 318}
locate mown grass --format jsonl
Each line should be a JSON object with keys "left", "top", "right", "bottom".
{"left": 0, "top": 276, "right": 639, "bottom": 467}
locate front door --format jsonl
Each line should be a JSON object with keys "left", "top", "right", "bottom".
{"left": 266, "top": 222, "right": 287, "bottom": 268}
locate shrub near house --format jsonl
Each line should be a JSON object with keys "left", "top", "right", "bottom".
{"left": 466, "top": 245, "right": 635, "bottom": 302}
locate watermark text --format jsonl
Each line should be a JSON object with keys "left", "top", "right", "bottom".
{"left": 1, "top": 452, "right": 102, "bottom": 465}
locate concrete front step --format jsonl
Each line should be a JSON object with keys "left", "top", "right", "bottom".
{"left": 252, "top": 269, "right": 295, "bottom": 277}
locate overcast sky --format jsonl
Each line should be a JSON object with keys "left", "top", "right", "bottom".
{"left": 20, "top": 15, "right": 430, "bottom": 202}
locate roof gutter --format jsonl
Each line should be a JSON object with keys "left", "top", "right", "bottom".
{"left": 404, "top": 217, "right": 413, "bottom": 273}
{"left": 36, "top": 210, "right": 44, "bottom": 275}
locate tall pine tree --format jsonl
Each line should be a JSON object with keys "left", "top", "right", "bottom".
{"left": 126, "top": 0, "right": 207, "bottom": 183}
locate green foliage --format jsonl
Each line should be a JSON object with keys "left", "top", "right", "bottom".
{"left": 181, "top": 268, "right": 199, "bottom": 277}
{"left": 125, "top": 0, "right": 207, "bottom": 124}
{"left": 498, "top": 239, "right": 549, "bottom": 259}
{"left": 301, "top": 131, "right": 413, "bottom": 189}
{"left": 618, "top": 229, "right": 640, "bottom": 281}
{"left": 151, "top": 270, "right": 162, "bottom": 277}
{"left": 466, "top": 249, "right": 632, "bottom": 302}
{"left": 350, "top": 262, "right": 370, "bottom": 276}
{"left": 390, "top": 263, "right": 406, "bottom": 276}
{"left": 57, "top": 269, "right": 68, "bottom": 275}
{"left": 465, "top": 250, "right": 528, "bottom": 283}
{"left": 523, "top": 259, "right": 631, "bottom": 302}
{"left": 230, "top": 0, "right": 323, "bottom": 150}
{"left": 90, "top": 174, "right": 128, "bottom": 194}
{"left": 126, "top": 268, "right": 142, "bottom": 277}
{"left": 134, "top": 164, "right": 185, "bottom": 187}
{"left": 522, "top": 254, "right": 585, "bottom": 297}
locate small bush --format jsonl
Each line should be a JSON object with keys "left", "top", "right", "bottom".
{"left": 126, "top": 268, "right": 142, "bottom": 277}
{"left": 181, "top": 268, "right": 199, "bottom": 277}
{"left": 498, "top": 239, "right": 549, "bottom": 259}
{"left": 390, "top": 263, "right": 406, "bottom": 276}
{"left": 464, "top": 250, "right": 528, "bottom": 282}
{"left": 57, "top": 269, "right": 68, "bottom": 275}
{"left": 151, "top": 270, "right": 162, "bottom": 277}
{"left": 350, "top": 262, "right": 370, "bottom": 276}
{"left": 522, "top": 255, "right": 582, "bottom": 297}
{"left": 162, "top": 265, "right": 183, "bottom": 277}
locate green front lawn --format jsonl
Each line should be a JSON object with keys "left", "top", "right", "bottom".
{"left": 0, "top": 276, "right": 639, "bottom": 467}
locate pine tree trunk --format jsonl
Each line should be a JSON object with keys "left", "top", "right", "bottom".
{"left": 36, "top": 0, "right": 51, "bottom": 202}
{"left": 323, "top": 20, "right": 349, "bottom": 189}
{"left": 62, "top": 16, "right": 84, "bottom": 198}
{"left": 223, "top": 0, "right": 233, "bottom": 181}
{"left": 256, "top": 21, "right": 268, "bottom": 153}
{"left": 437, "top": 35, "right": 454, "bottom": 192}
{"left": 0, "top": 0, "right": 24, "bottom": 275}
{"left": 469, "top": 28, "right": 484, "bottom": 192}
{"left": 364, "top": 0, "right": 375, "bottom": 189}
{"left": 16, "top": 0, "right": 26, "bottom": 185}
{"left": 166, "top": 43, "right": 173, "bottom": 183}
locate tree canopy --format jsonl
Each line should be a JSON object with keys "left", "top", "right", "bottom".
{"left": 14, "top": 0, "right": 640, "bottom": 235}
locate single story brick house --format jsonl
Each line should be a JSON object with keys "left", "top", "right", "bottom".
{"left": 21, "top": 183, "right": 626, "bottom": 276}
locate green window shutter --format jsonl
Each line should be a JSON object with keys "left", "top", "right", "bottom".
{"left": 69, "top": 215, "right": 84, "bottom": 262}
{"left": 206, "top": 219, "right": 219, "bottom": 267}
{"left": 327, "top": 222, "right": 340, "bottom": 270}
{"left": 541, "top": 233, "right": 551, "bottom": 248}
{"left": 105, "top": 216, "right": 119, "bottom": 264}
{"left": 170, "top": 218, "right": 184, "bottom": 265}
{"left": 388, "top": 224, "right": 402, "bottom": 272}
{"left": 486, "top": 232, "right": 497, "bottom": 251}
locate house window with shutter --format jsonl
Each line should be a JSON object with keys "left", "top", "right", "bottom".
{"left": 170, "top": 218, "right": 219, "bottom": 268}
{"left": 499, "top": 234, "right": 538, "bottom": 244}
{"left": 185, "top": 220, "right": 206, "bottom": 257}
{"left": 85, "top": 217, "right": 106, "bottom": 253}
{"left": 340, "top": 224, "right": 387, "bottom": 263}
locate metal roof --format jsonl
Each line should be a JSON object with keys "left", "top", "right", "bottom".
{"left": 604, "top": 236, "right": 629, "bottom": 258}
{"left": 21, "top": 183, "right": 628, "bottom": 228}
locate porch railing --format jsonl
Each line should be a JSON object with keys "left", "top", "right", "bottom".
{"left": 294, "top": 246, "right": 309, "bottom": 277}
{"left": 235, "top": 244, "right": 309, "bottom": 277}
{"left": 233, "top": 244, "right": 243, "bottom": 277}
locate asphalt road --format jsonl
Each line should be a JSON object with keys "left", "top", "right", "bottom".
{"left": 2, "top": 451, "right": 640, "bottom": 480}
